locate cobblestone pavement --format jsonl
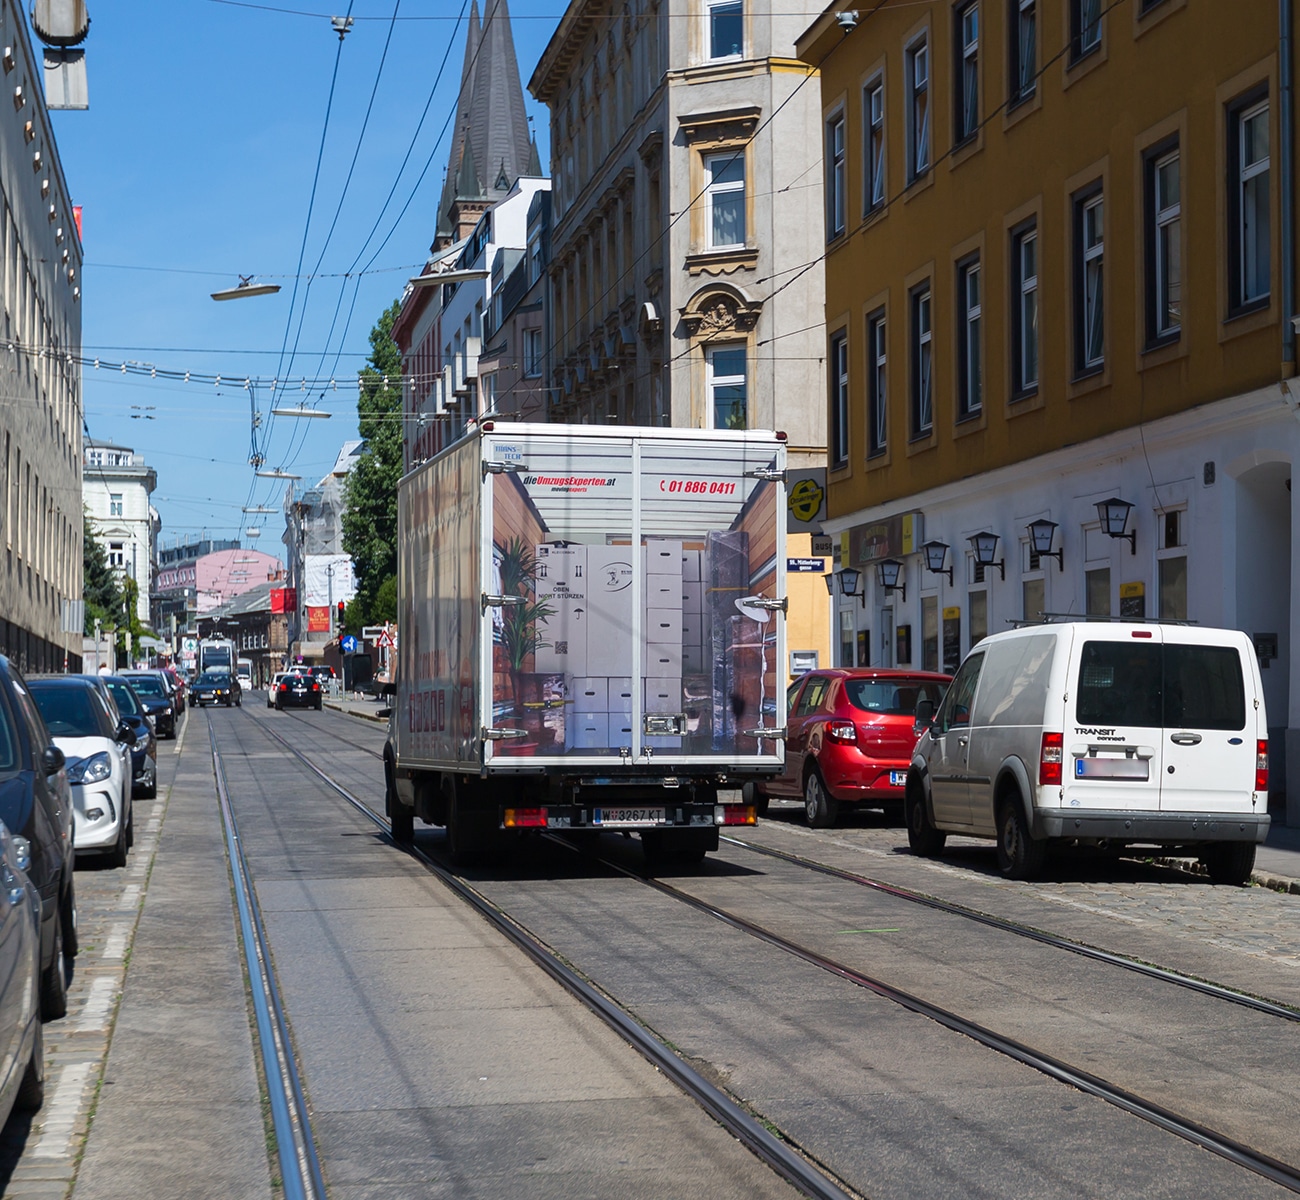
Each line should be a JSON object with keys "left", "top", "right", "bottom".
{"left": 746, "top": 802, "right": 1300, "bottom": 973}
{"left": 0, "top": 709, "right": 187, "bottom": 1199}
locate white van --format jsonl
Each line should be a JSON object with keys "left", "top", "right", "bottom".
{"left": 906, "top": 622, "right": 1270, "bottom": 884}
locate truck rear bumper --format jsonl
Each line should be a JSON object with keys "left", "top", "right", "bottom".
{"left": 1034, "top": 809, "right": 1270, "bottom": 844}
{"left": 501, "top": 801, "right": 757, "bottom": 831}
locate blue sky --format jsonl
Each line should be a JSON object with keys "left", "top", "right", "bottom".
{"left": 50, "top": 0, "right": 557, "bottom": 557}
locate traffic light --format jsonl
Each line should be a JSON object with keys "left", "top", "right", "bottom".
{"left": 337, "top": 601, "right": 346, "bottom": 631}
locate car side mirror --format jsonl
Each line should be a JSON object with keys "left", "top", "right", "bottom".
{"left": 42, "top": 744, "right": 65, "bottom": 776}
{"left": 116, "top": 720, "right": 137, "bottom": 746}
{"left": 913, "top": 698, "right": 935, "bottom": 735}
{"left": 376, "top": 707, "right": 392, "bottom": 720}
{"left": 381, "top": 682, "right": 396, "bottom": 697}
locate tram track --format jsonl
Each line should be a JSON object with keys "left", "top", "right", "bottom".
{"left": 241, "top": 704, "right": 1300, "bottom": 1197}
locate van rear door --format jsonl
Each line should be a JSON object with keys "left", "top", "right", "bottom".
{"left": 1064, "top": 631, "right": 1163, "bottom": 812}
{"left": 1158, "top": 628, "right": 1257, "bottom": 814}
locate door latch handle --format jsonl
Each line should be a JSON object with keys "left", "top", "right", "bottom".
{"left": 1170, "top": 732, "right": 1202, "bottom": 746}
{"left": 958, "top": 736, "right": 969, "bottom": 747}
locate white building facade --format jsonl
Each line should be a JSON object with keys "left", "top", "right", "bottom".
{"left": 83, "top": 440, "right": 156, "bottom": 625}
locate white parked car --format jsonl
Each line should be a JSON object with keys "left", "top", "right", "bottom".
{"left": 267, "top": 671, "right": 290, "bottom": 708}
{"left": 26, "top": 677, "right": 134, "bottom": 868}
{"left": 908, "top": 621, "right": 1270, "bottom": 884}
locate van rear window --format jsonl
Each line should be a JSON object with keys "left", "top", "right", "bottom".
{"left": 1076, "top": 642, "right": 1245, "bottom": 731}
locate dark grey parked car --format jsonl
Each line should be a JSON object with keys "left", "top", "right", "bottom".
{"left": 0, "top": 657, "right": 77, "bottom": 1021}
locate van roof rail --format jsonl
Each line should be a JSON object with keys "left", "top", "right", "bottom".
{"left": 1006, "top": 612, "right": 1199, "bottom": 627}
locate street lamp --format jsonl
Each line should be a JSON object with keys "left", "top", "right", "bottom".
{"left": 823, "top": 572, "right": 836, "bottom": 595}
{"left": 837, "top": 566, "right": 863, "bottom": 601}
{"left": 1027, "top": 518, "right": 1064, "bottom": 571}
{"left": 270, "top": 405, "right": 331, "bottom": 419}
{"left": 1095, "top": 497, "right": 1136, "bottom": 554}
{"left": 255, "top": 469, "right": 302, "bottom": 480}
{"left": 876, "top": 558, "right": 906, "bottom": 601}
{"left": 921, "top": 540, "right": 953, "bottom": 584}
{"left": 211, "top": 276, "right": 281, "bottom": 301}
{"left": 968, "top": 532, "right": 1006, "bottom": 580}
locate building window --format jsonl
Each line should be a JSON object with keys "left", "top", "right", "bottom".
{"left": 1010, "top": 0, "right": 1036, "bottom": 105}
{"left": 829, "top": 331, "right": 849, "bottom": 467}
{"left": 1023, "top": 575, "right": 1045, "bottom": 623}
{"left": 523, "top": 328, "right": 543, "bottom": 377}
{"left": 1159, "top": 556, "right": 1187, "bottom": 620}
{"left": 1011, "top": 222, "right": 1038, "bottom": 396}
{"left": 910, "top": 284, "right": 933, "bottom": 437}
{"left": 839, "top": 609, "right": 855, "bottom": 669}
{"left": 109, "top": 492, "right": 123, "bottom": 517}
{"left": 109, "top": 542, "right": 124, "bottom": 569}
{"left": 1229, "top": 94, "right": 1270, "bottom": 312}
{"left": 921, "top": 595, "right": 939, "bottom": 672}
{"left": 864, "top": 78, "right": 885, "bottom": 214}
{"left": 867, "top": 310, "right": 887, "bottom": 457}
{"left": 1074, "top": 189, "right": 1104, "bottom": 373}
{"left": 1145, "top": 144, "right": 1181, "bottom": 343}
{"left": 1086, "top": 567, "right": 1110, "bottom": 617}
{"left": 708, "top": 0, "right": 743, "bottom": 60}
{"left": 969, "top": 590, "right": 988, "bottom": 646}
{"left": 906, "top": 37, "right": 930, "bottom": 182}
{"left": 706, "top": 343, "right": 747, "bottom": 429}
{"left": 955, "top": 3, "right": 979, "bottom": 144}
{"left": 704, "top": 152, "right": 746, "bottom": 249}
{"left": 956, "top": 256, "right": 981, "bottom": 418}
{"left": 826, "top": 111, "right": 846, "bottom": 240}
{"left": 1071, "top": 0, "right": 1101, "bottom": 61}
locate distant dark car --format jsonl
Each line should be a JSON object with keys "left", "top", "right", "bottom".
{"left": 101, "top": 677, "right": 158, "bottom": 799}
{"left": 275, "top": 673, "right": 322, "bottom": 711}
{"left": 759, "top": 669, "right": 951, "bottom": 827}
{"left": 0, "top": 658, "right": 79, "bottom": 1021}
{"left": 120, "top": 671, "right": 178, "bottom": 737}
{"left": 191, "top": 672, "right": 241, "bottom": 708}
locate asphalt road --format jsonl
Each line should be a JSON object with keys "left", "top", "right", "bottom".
{"left": 4, "top": 699, "right": 1298, "bottom": 1200}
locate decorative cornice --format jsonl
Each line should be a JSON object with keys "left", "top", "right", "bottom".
{"left": 677, "top": 105, "right": 762, "bottom": 145}
{"left": 685, "top": 247, "right": 759, "bottom": 276}
{"left": 679, "top": 284, "right": 763, "bottom": 338}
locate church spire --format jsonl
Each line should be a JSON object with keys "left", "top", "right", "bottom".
{"left": 435, "top": 0, "right": 532, "bottom": 250}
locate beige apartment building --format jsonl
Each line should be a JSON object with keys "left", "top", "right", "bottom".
{"left": 0, "top": 0, "right": 84, "bottom": 671}
{"left": 529, "top": 0, "right": 828, "bottom": 471}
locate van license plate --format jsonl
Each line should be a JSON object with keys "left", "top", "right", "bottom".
{"left": 1074, "top": 757, "right": 1149, "bottom": 780}
{"left": 889, "top": 771, "right": 907, "bottom": 786}
{"left": 594, "top": 807, "right": 668, "bottom": 827}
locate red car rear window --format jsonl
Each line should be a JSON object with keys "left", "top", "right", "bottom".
{"left": 844, "top": 678, "right": 947, "bottom": 715}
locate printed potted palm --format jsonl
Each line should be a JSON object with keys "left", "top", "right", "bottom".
{"left": 496, "top": 537, "right": 556, "bottom": 752}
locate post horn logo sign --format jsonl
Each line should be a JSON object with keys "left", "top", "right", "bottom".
{"left": 787, "top": 471, "right": 827, "bottom": 529}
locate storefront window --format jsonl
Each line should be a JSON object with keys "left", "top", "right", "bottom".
{"left": 839, "top": 608, "right": 855, "bottom": 668}
{"left": 921, "top": 595, "right": 939, "bottom": 672}
{"left": 1086, "top": 567, "right": 1110, "bottom": 618}
{"left": 969, "top": 590, "right": 987, "bottom": 646}
{"left": 1159, "top": 556, "right": 1187, "bottom": 620}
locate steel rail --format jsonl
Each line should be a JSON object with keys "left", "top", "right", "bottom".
{"left": 206, "top": 716, "right": 326, "bottom": 1200}
{"left": 246, "top": 711, "right": 859, "bottom": 1200}
{"left": 589, "top": 852, "right": 1300, "bottom": 1196}
{"left": 722, "top": 834, "right": 1300, "bottom": 1023}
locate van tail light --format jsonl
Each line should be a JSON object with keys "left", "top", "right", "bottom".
{"left": 1256, "top": 740, "right": 1269, "bottom": 793}
{"left": 1039, "top": 732, "right": 1063, "bottom": 787}
{"left": 826, "top": 719, "right": 858, "bottom": 744}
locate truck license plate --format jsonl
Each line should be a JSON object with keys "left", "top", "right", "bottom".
{"left": 593, "top": 807, "right": 668, "bottom": 827}
{"left": 889, "top": 771, "right": 907, "bottom": 786}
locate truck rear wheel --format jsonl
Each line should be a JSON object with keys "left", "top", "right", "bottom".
{"left": 445, "top": 778, "right": 498, "bottom": 864}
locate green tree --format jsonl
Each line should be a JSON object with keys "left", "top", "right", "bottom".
{"left": 82, "top": 511, "right": 122, "bottom": 635}
{"left": 342, "top": 300, "right": 403, "bottom": 625}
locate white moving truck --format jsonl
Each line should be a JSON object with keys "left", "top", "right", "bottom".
{"left": 383, "top": 422, "right": 789, "bottom": 861}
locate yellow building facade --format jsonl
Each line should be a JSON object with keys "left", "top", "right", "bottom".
{"left": 799, "top": 0, "right": 1300, "bottom": 819}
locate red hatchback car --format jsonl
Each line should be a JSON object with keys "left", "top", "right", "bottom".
{"left": 760, "top": 669, "right": 951, "bottom": 827}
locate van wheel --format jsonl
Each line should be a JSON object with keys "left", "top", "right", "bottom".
{"left": 804, "top": 771, "right": 838, "bottom": 828}
{"left": 996, "top": 797, "right": 1046, "bottom": 881}
{"left": 905, "top": 786, "right": 946, "bottom": 857}
{"left": 1202, "top": 842, "right": 1256, "bottom": 886}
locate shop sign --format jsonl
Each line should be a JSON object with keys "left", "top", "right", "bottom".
{"left": 841, "top": 511, "right": 924, "bottom": 567}
{"left": 306, "top": 606, "right": 331, "bottom": 633}
{"left": 786, "top": 469, "right": 826, "bottom": 532}
{"left": 1119, "top": 581, "right": 1146, "bottom": 620}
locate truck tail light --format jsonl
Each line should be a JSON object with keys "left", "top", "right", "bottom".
{"left": 503, "top": 807, "right": 547, "bottom": 828}
{"left": 715, "top": 804, "right": 757, "bottom": 826}
{"left": 1039, "top": 732, "right": 1063, "bottom": 787}
{"left": 1256, "top": 740, "right": 1269, "bottom": 793}
{"left": 826, "top": 719, "right": 857, "bottom": 744}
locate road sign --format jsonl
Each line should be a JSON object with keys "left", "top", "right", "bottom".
{"left": 787, "top": 558, "right": 827, "bottom": 573}
{"left": 377, "top": 628, "right": 396, "bottom": 649}
{"left": 340, "top": 634, "right": 358, "bottom": 654}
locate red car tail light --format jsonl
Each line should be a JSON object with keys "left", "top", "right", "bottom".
{"left": 1256, "top": 740, "right": 1269, "bottom": 793}
{"left": 826, "top": 719, "right": 857, "bottom": 744}
{"left": 1039, "top": 732, "right": 1063, "bottom": 787}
